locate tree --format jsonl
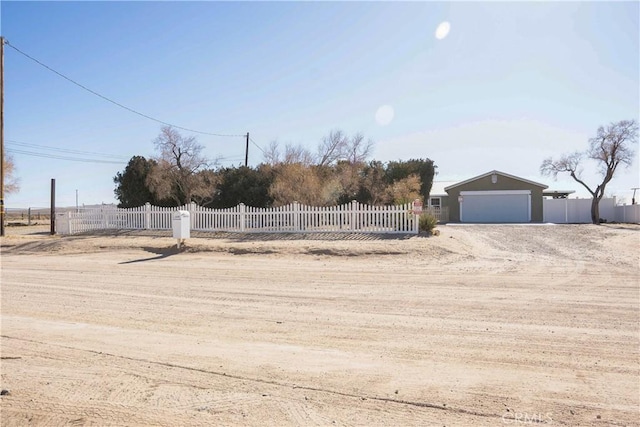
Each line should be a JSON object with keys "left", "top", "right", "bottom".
{"left": 316, "top": 129, "right": 348, "bottom": 167}
{"left": 335, "top": 160, "right": 364, "bottom": 204}
{"left": 269, "top": 163, "right": 340, "bottom": 206}
{"left": 264, "top": 130, "right": 374, "bottom": 167}
{"left": 316, "top": 130, "right": 374, "bottom": 166}
{"left": 343, "top": 132, "right": 374, "bottom": 164}
{"left": 385, "top": 159, "right": 436, "bottom": 203}
{"left": 113, "top": 156, "right": 160, "bottom": 207}
{"left": 263, "top": 141, "right": 314, "bottom": 166}
{"left": 356, "top": 161, "right": 389, "bottom": 205}
{"left": 541, "top": 119, "right": 638, "bottom": 224}
{"left": 263, "top": 140, "right": 281, "bottom": 165}
{"left": 209, "top": 165, "right": 274, "bottom": 208}
{"left": 386, "top": 174, "right": 422, "bottom": 205}
{"left": 3, "top": 153, "right": 20, "bottom": 195}
{"left": 146, "top": 126, "right": 213, "bottom": 206}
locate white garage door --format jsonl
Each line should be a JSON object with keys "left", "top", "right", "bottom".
{"left": 460, "top": 190, "right": 531, "bottom": 223}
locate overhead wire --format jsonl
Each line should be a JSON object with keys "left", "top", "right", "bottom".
{"left": 5, "top": 39, "right": 246, "bottom": 138}
{"left": 249, "top": 137, "right": 266, "bottom": 155}
{"left": 9, "top": 146, "right": 250, "bottom": 167}
{"left": 6, "top": 139, "right": 130, "bottom": 160}
{"left": 7, "top": 139, "right": 248, "bottom": 166}
{"left": 6, "top": 148, "right": 127, "bottom": 165}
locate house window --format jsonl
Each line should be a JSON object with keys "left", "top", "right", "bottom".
{"left": 429, "top": 197, "right": 441, "bottom": 209}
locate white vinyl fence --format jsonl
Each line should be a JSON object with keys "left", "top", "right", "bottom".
{"left": 57, "top": 201, "right": 420, "bottom": 235}
{"left": 543, "top": 197, "right": 640, "bottom": 224}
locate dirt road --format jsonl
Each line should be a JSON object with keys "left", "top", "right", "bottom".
{"left": 1, "top": 224, "right": 638, "bottom": 426}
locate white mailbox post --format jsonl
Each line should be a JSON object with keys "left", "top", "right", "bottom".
{"left": 172, "top": 210, "right": 190, "bottom": 248}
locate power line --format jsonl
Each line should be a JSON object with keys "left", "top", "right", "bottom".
{"left": 249, "top": 137, "right": 266, "bottom": 155}
{"left": 6, "top": 148, "right": 126, "bottom": 165}
{"left": 9, "top": 146, "right": 256, "bottom": 167}
{"left": 217, "top": 157, "right": 246, "bottom": 165}
{"left": 5, "top": 40, "right": 245, "bottom": 138}
{"left": 6, "top": 139, "right": 129, "bottom": 160}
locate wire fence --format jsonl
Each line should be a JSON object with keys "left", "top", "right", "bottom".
{"left": 4, "top": 205, "right": 118, "bottom": 225}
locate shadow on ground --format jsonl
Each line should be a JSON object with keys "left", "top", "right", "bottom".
{"left": 118, "top": 246, "right": 182, "bottom": 264}
{"left": 72, "top": 229, "right": 423, "bottom": 242}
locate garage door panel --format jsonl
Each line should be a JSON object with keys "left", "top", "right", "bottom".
{"left": 461, "top": 193, "right": 530, "bottom": 223}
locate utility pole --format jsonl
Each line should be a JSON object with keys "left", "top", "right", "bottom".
{"left": 1, "top": 36, "right": 5, "bottom": 237}
{"left": 245, "top": 132, "right": 249, "bottom": 167}
{"left": 632, "top": 187, "right": 639, "bottom": 205}
{"left": 50, "top": 179, "right": 55, "bottom": 235}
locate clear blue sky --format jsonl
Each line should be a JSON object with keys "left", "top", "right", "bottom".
{"left": 1, "top": 1, "right": 638, "bottom": 207}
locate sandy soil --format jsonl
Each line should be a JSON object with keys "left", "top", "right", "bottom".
{"left": 1, "top": 224, "right": 638, "bottom": 426}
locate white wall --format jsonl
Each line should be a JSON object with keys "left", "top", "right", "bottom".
{"left": 616, "top": 204, "right": 640, "bottom": 224}
{"left": 543, "top": 198, "right": 639, "bottom": 223}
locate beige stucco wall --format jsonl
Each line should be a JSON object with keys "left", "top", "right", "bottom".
{"left": 445, "top": 174, "right": 545, "bottom": 223}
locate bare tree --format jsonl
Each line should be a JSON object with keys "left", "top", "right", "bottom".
{"left": 316, "top": 129, "right": 348, "bottom": 167}
{"left": 263, "top": 141, "right": 314, "bottom": 166}
{"left": 344, "top": 132, "right": 374, "bottom": 164}
{"left": 283, "top": 143, "right": 314, "bottom": 165}
{"left": 263, "top": 140, "right": 281, "bottom": 165}
{"left": 541, "top": 119, "right": 638, "bottom": 224}
{"left": 264, "top": 130, "right": 374, "bottom": 167}
{"left": 146, "top": 126, "right": 213, "bottom": 205}
{"left": 3, "top": 153, "right": 20, "bottom": 194}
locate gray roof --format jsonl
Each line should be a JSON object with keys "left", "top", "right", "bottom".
{"left": 444, "top": 170, "right": 548, "bottom": 191}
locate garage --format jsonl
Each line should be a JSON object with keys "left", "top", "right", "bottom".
{"left": 444, "top": 171, "right": 548, "bottom": 223}
{"left": 459, "top": 190, "right": 531, "bottom": 223}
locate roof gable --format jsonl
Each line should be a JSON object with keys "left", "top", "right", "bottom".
{"left": 444, "top": 170, "right": 548, "bottom": 191}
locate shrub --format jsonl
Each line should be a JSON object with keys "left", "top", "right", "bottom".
{"left": 419, "top": 212, "right": 437, "bottom": 234}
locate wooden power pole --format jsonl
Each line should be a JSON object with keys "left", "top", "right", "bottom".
{"left": 245, "top": 132, "right": 249, "bottom": 167}
{"left": 1, "top": 36, "right": 5, "bottom": 237}
{"left": 50, "top": 179, "right": 55, "bottom": 235}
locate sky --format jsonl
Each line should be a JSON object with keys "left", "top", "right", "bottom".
{"left": 1, "top": 1, "right": 638, "bottom": 208}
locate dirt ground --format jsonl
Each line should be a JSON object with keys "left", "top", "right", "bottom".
{"left": 1, "top": 224, "right": 638, "bottom": 426}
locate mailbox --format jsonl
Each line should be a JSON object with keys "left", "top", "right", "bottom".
{"left": 172, "top": 210, "right": 190, "bottom": 247}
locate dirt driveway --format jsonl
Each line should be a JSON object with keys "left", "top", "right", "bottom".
{"left": 1, "top": 224, "right": 638, "bottom": 426}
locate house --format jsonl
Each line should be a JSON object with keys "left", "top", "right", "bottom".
{"left": 430, "top": 170, "right": 549, "bottom": 223}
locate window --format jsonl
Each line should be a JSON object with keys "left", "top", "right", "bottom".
{"left": 429, "top": 197, "right": 441, "bottom": 208}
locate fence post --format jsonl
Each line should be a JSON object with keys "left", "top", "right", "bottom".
{"left": 28, "top": 207, "right": 31, "bottom": 226}
{"left": 351, "top": 200, "right": 357, "bottom": 231}
{"left": 240, "top": 203, "right": 246, "bottom": 232}
{"left": 101, "top": 207, "right": 108, "bottom": 229}
{"left": 293, "top": 202, "right": 300, "bottom": 232}
{"left": 189, "top": 202, "right": 196, "bottom": 230}
{"left": 144, "top": 203, "right": 151, "bottom": 230}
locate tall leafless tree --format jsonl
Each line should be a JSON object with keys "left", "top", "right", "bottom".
{"left": 343, "top": 132, "right": 374, "bottom": 164}
{"left": 146, "top": 126, "right": 214, "bottom": 205}
{"left": 316, "top": 129, "right": 348, "bottom": 167}
{"left": 263, "top": 140, "right": 281, "bottom": 165}
{"left": 263, "top": 130, "right": 374, "bottom": 167}
{"left": 263, "top": 141, "right": 314, "bottom": 166}
{"left": 541, "top": 119, "right": 638, "bottom": 224}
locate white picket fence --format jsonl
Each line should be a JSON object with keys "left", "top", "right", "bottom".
{"left": 543, "top": 197, "right": 640, "bottom": 224}
{"left": 57, "top": 201, "right": 420, "bottom": 235}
